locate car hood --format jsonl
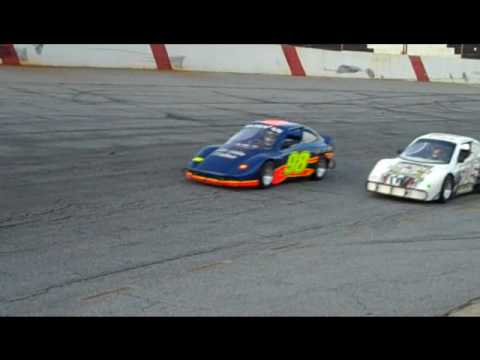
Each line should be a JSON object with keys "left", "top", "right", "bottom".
{"left": 369, "top": 158, "right": 446, "bottom": 188}
{"left": 195, "top": 146, "right": 264, "bottom": 174}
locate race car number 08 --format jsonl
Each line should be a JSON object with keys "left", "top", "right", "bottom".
{"left": 285, "top": 151, "right": 310, "bottom": 175}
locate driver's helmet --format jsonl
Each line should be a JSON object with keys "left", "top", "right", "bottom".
{"left": 431, "top": 144, "right": 445, "bottom": 160}
{"left": 263, "top": 130, "right": 277, "bottom": 147}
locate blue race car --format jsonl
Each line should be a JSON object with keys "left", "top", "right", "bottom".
{"left": 185, "top": 119, "right": 336, "bottom": 188}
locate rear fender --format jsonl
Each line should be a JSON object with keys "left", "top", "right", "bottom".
{"left": 319, "top": 136, "right": 335, "bottom": 168}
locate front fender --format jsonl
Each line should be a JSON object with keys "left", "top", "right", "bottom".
{"left": 186, "top": 145, "right": 221, "bottom": 168}
{"left": 420, "top": 171, "right": 451, "bottom": 201}
{"left": 367, "top": 158, "right": 397, "bottom": 182}
{"left": 196, "top": 145, "right": 221, "bottom": 158}
{"left": 234, "top": 153, "right": 272, "bottom": 179}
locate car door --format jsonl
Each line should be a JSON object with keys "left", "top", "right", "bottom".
{"left": 454, "top": 141, "right": 478, "bottom": 194}
{"left": 279, "top": 127, "right": 320, "bottom": 178}
{"left": 471, "top": 141, "right": 480, "bottom": 187}
{"left": 277, "top": 128, "right": 310, "bottom": 177}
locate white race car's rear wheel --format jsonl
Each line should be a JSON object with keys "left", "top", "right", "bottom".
{"left": 439, "top": 175, "right": 454, "bottom": 203}
{"left": 474, "top": 175, "right": 480, "bottom": 193}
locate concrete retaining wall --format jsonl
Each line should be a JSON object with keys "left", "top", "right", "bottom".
{"left": 2, "top": 44, "right": 480, "bottom": 85}
{"left": 422, "top": 55, "right": 480, "bottom": 83}
{"left": 166, "top": 44, "right": 291, "bottom": 75}
{"left": 298, "top": 47, "right": 417, "bottom": 81}
{"left": 12, "top": 44, "right": 157, "bottom": 69}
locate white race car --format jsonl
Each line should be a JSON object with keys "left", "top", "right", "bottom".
{"left": 366, "top": 133, "right": 480, "bottom": 203}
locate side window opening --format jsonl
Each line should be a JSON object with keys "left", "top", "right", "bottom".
{"left": 281, "top": 129, "right": 302, "bottom": 149}
{"left": 458, "top": 142, "right": 473, "bottom": 163}
{"left": 302, "top": 129, "right": 318, "bottom": 143}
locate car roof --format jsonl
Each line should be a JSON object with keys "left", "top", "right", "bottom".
{"left": 418, "top": 133, "right": 478, "bottom": 144}
{"left": 251, "top": 119, "right": 303, "bottom": 131}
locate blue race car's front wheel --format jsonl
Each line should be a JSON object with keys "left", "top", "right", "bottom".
{"left": 259, "top": 161, "right": 274, "bottom": 188}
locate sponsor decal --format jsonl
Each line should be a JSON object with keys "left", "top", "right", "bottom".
{"left": 229, "top": 150, "right": 246, "bottom": 157}
{"left": 382, "top": 162, "right": 433, "bottom": 188}
{"left": 285, "top": 151, "right": 311, "bottom": 175}
{"left": 211, "top": 148, "right": 246, "bottom": 159}
{"left": 271, "top": 153, "right": 318, "bottom": 185}
{"left": 455, "top": 160, "right": 480, "bottom": 189}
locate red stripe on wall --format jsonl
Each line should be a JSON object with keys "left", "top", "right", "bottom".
{"left": 150, "top": 44, "right": 172, "bottom": 70}
{"left": 409, "top": 56, "right": 429, "bottom": 82}
{"left": 0, "top": 44, "right": 20, "bottom": 65}
{"left": 281, "top": 45, "right": 306, "bottom": 76}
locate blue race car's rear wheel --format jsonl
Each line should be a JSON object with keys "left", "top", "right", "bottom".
{"left": 311, "top": 157, "right": 328, "bottom": 181}
{"left": 259, "top": 161, "right": 274, "bottom": 188}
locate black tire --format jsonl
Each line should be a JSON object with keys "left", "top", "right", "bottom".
{"left": 474, "top": 174, "right": 480, "bottom": 193}
{"left": 311, "top": 157, "right": 328, "bottom": 181}
{"left": 475, "top": 183, "right": 480, "bottom": 193}
{"left": 259, "top": 161, "right": 275, "bottom": 189}
{"left": 438, "top": 174, "right": 454, "bottom": 203}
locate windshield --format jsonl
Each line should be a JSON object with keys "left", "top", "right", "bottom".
{"left": 400, "top": 139, "right": 455, "bottom": 164}
{"left": 224, "top": 125, "right": 282, "bottom": 151}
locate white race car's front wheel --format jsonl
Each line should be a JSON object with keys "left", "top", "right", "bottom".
{"left": 439, "top": 175, "right": 454, "bottom": 203}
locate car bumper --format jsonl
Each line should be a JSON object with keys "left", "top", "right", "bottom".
{"left": 185, "top": 170, "right": 260, "bottom": 188}
{"left": 366, "top": 181, "right": 428, "bottom": 201}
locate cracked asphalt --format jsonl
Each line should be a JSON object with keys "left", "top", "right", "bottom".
{"left": 1, "top": 66, "right": 480, "bottom": 316}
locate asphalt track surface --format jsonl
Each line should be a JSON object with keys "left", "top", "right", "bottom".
{"left": 1, "top": 66, "right": 480, "bottom": 316}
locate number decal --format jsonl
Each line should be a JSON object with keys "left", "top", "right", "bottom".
{"left": 285, "top": 151, "right": 310, "bottom": 175}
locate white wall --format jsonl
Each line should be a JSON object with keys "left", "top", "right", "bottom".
{"left": 4, "top": 44, "right": 480, "bottom": 85}
{"left": 368, "top": 44, "right": 457, "bottom": 57}
{"left": 405, "top": 45, "right": 456, "bottom": 57}
{"left": 298, "top": 47, "right": 416, "bottom": 81}
{"left": 368, "top": 44, "right": 405, "bottom": 55}
{"left": 12, "top": 44, "right": 157, "bottom": 69}
{"left": 165, "top": 44, "right": 291, "bottom": 75}
{"left": 422, "top": 56, "right": 480, "bottom": 83}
